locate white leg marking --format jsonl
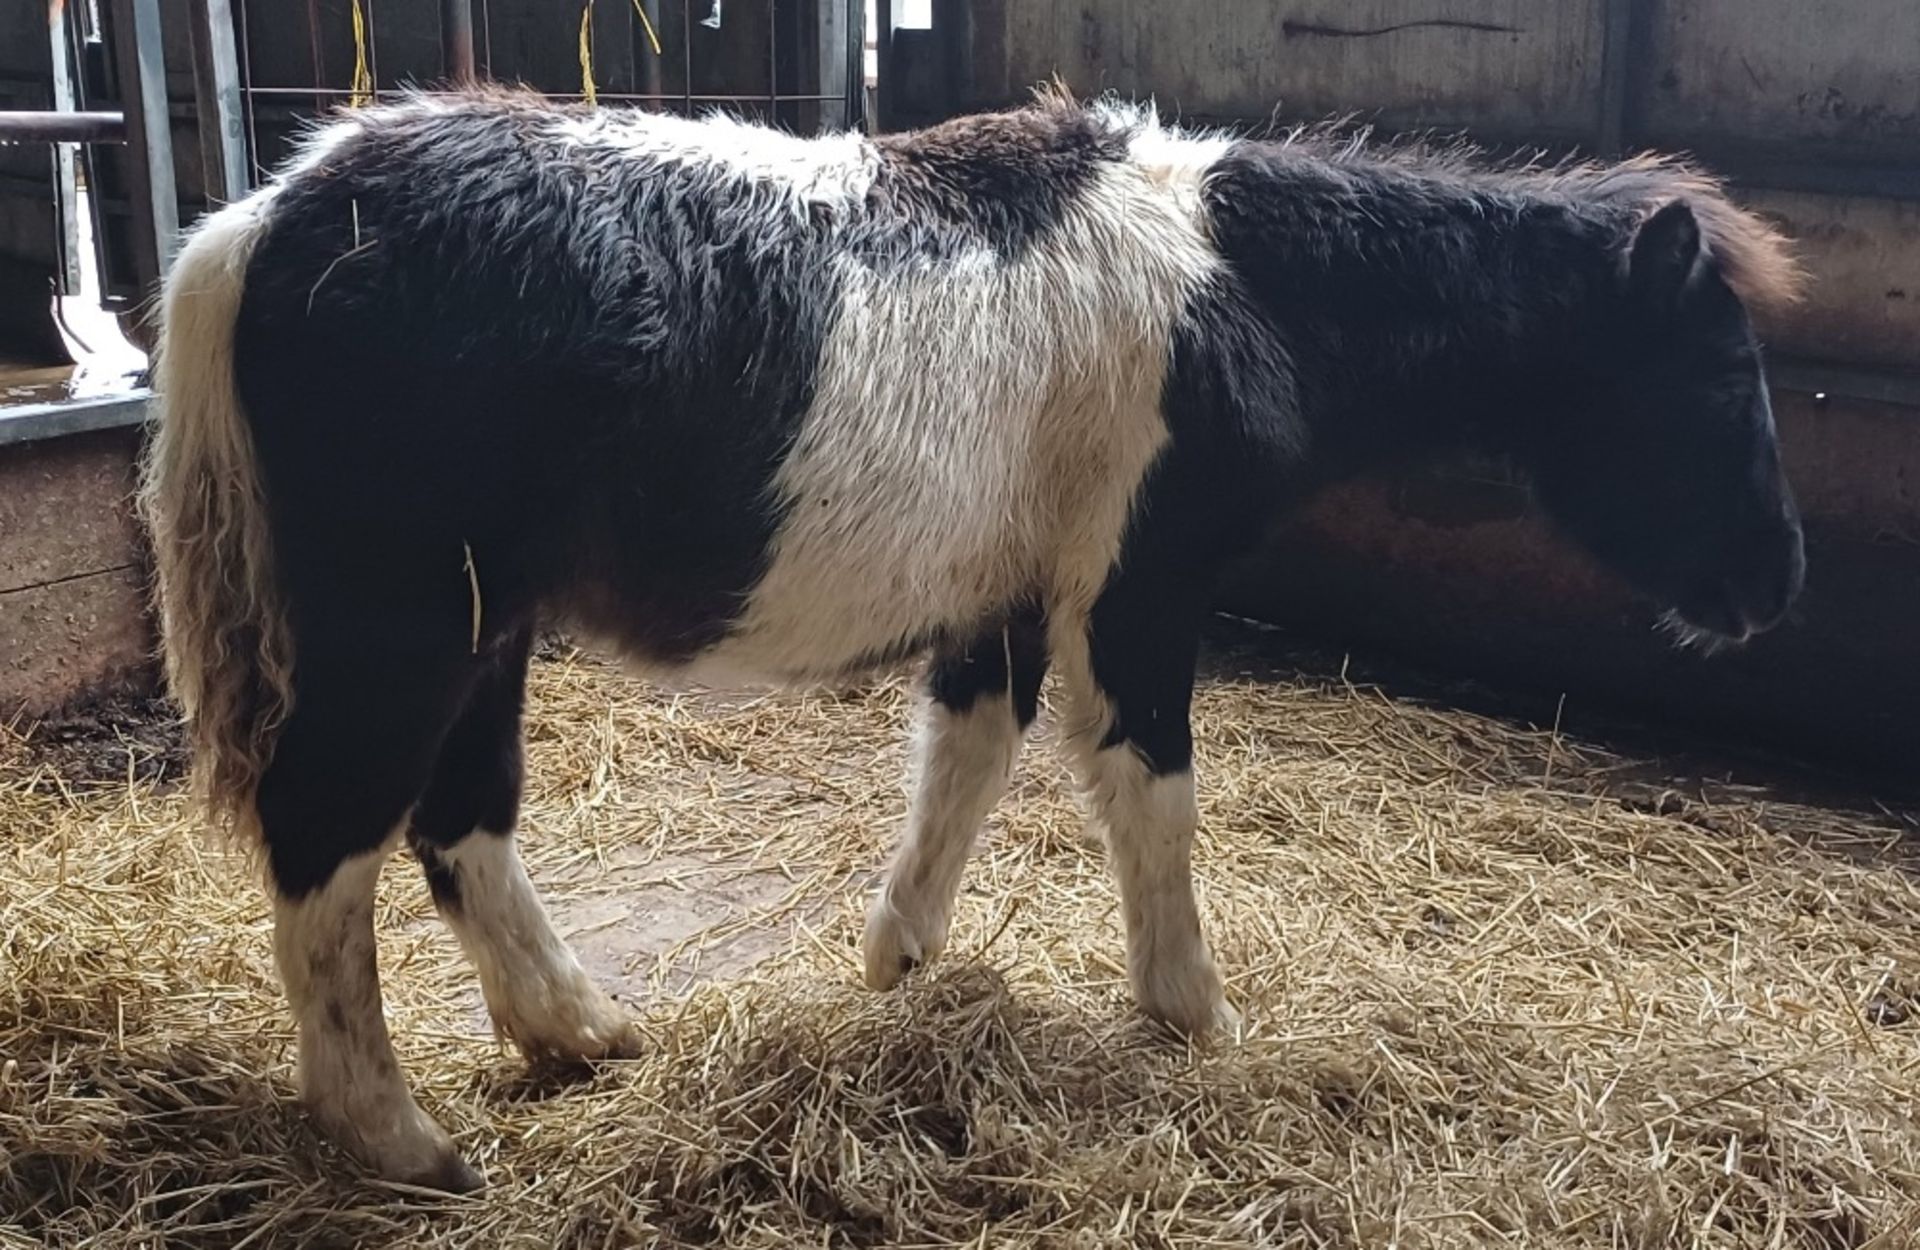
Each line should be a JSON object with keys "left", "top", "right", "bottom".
{"left": 1081, "top": 752, "right": 1238, "bottom": 1036}
{"left": 431, "top": 832, "right": 640, "bottom": 1061}
{"left": 1054, "top": 635, "right": 1237, "bottom": 1037}
{"left": 274, "top": 839, "right": 480, "bottom": 1190}
{"left": 865, "top": 691, "right": 1022, "bottom": 989}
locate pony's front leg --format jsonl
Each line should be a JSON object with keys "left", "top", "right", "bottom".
{"left": 864, "top": 615, "right": 1048, "bottom": 988}
{"left": 1058, "top": 594, "right": 1240, "bottom": 1038}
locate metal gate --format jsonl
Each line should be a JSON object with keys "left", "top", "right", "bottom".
{"left": 2, "top": 0, "right": 863, "bottom": 344}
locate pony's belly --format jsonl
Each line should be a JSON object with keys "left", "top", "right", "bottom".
{"left": 686, "top": 537, "right": 1018, "bottom": 685}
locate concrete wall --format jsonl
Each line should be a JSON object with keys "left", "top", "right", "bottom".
{"left": 0, "top": 426, "right": 155, "bottom": 718}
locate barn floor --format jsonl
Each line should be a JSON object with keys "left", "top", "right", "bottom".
{"left": 4, "top": 630, "right": 1919, "bottom": 1248}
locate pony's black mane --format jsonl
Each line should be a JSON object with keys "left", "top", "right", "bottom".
{"left": 1067, "top": 89, "right": 1804, "bottom": 316}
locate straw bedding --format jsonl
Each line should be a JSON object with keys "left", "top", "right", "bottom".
{"left": 4, "top": 630, "right": 1918, "bottom": 1248}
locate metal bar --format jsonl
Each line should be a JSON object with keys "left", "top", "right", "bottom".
{"left": 238, "top": 85, "right": 845, "bottom": 102}
{"left": 235, "top": 0, "right": 263, "bottom": 182}
{"left": 305, "top": 0, "right": 327, "bottom": 116}
{"left": 638, "top": 0, "right": 664, "bottom": 101}
{"left": 188, "top": 0, "right": 253, "bottom": 203}
{"left": 873, "top": 0, "right": 892, "bottom": 131}
{"left": 48, "top": 15, "right": 84, "bottom": 293}
{"left": 0, "top": 393, "right": 152, "bottom": 449}
{"left": 106, "top": 0, "right": 181, "bottom": 284}
{"left": 442, "top": 0, "right": 476, "bottom": 82}
{"left": 0, "top": 111, "right": 128, "bottom": 143}
{"left": 127, "top": 0, "right": 179, "bottom": 272}
{"left": 365, "top": 0, "right": 381, "bottom": 99}
{"left": 1768, "top": 357, "right": 1920, "bottom": 410}
{"left": 845, "top": 0, "right": 864, "bottom": 131}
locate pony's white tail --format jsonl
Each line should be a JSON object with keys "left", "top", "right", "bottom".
{"left": 137, "top": 192, "right": 294, "bottom": 830}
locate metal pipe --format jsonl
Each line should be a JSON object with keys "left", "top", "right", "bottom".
{"left": 0, "top": 111, "right": 127, "bottom": 143}
{"left": 240, "top": 85, "right": 844, "bottom": 102}
{"left": 637, "top": 0, "right": 664, "bottom": 100}
{"left": 441, "top": 0, "right": 475, "bottom": 83}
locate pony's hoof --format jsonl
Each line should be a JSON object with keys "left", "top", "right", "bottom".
{"left": 499, "top": 977, "right": 643, "bottom": 1063}
{"left": 404, "top": 1150, "right": 485, "bottom": 1195}
{"left": 863, "top": 891, "right": 949, "bottom": 991}
{"left": 310, "top": 1094, "right": 478, "bottom": 1193}
{"left": 1134, "top": 947, "right": 1238, "bottom": 1040}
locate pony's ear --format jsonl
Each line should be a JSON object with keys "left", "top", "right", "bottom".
{"left": 1627, "top": 199, "right": 1704, "bottom": 312}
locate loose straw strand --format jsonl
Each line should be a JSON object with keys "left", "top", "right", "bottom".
{"left": 630, "top": 0, "right": 664, "bottom": 56}
{"left": 348, "top": 0, "right": 373, "bottom": 107}
{"left": 579, "top": 1, "right": 598, "bottom": 105}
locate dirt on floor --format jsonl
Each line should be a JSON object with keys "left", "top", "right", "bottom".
{"left": 3, "top": 632, "right": 1919, "bottom": 1248}
{"left": 8, "top": 689, "right": 187, "bottom": 790}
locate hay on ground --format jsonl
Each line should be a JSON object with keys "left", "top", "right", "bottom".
{"left": 3, "top": 638, "right": 1919, "bottom": 1248}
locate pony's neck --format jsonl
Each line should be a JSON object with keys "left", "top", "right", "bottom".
{"left": 1215, "top": 148, "right": 1631, "bottom": 470}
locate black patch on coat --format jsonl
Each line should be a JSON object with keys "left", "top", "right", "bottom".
{"left": 1083, "top": 129, "right": 1797, "bottom": 788}
{"left": 870, "top": 105, "right": 1125, "bottom": 259}
{"left": 414, "top": 843, "right": 462, "bottom": 912}
{"left": 402, "top": 628, "right": 534, "bottom": 910}
{"left": 1084, "top": 450, "right": 1230, "bottom": 777}
{"left": 926, "top": 606, "right": 1049, "bottom": 729}
{"left": 236, "top": 96, "right": 839, "bottom": 666}
{"left": 1195, "top": 141, "right": 1624, "bottom": 472}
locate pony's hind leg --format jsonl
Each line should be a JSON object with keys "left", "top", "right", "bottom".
{"left": 407, "top": 629, "right": 639, "bottom": 1061}
{"left": 865, "top": 612, "right": 1048, "bottom": 988}
{"left": 256, "top": 634, "right": 481, "bottom": 1191}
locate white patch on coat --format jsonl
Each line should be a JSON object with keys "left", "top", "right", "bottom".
{"left": 1093, "top": 99, "right": 1236, "bottom": 214}
{"left": 545, "top": 108, "right": 880, "bottom": 213}
{"left": 698, "top": 140, "right": 1225, "bottom": 683}
{"left": 273, "top": 833, "right": 476, "bottom": 1188}
{"left": 864, "top": 690, "right": 1024, "bottom": 988}
{"left": 432, "top": 832, "right": 638, "bottom": 1060}
{"left": 275, "top": 117, "right": 366, "bottom": 182}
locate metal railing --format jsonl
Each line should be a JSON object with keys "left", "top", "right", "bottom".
{"left": 1, "top": 0, "right": 865, "bottom": 447}
{"left": 228, "top": 0, "right": 865, "bottom": 184}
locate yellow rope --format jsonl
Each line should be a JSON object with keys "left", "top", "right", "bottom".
{"left": 629, "top": 0, "right": 664, "bottom": 56}
{"left": 579, "top": 1, "right": 597, "bottom": 105}
{"left": 348, "top": 0, "right": 373, "bottom": 107}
